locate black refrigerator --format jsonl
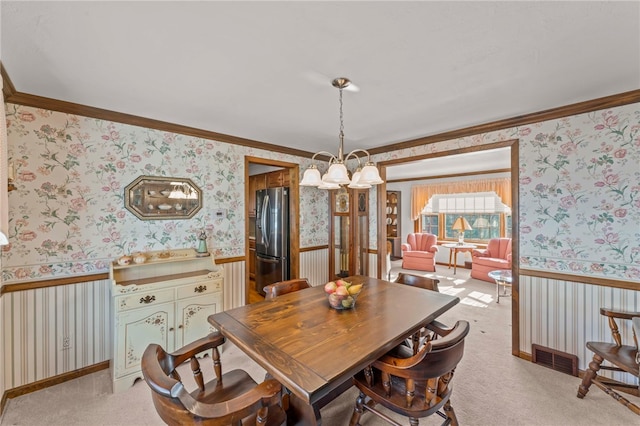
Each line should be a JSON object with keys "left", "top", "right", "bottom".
{"left": 255, "top": 187, "right": 290, "bottom": 295}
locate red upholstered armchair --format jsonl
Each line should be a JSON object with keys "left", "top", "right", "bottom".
{"left": 471, "top": 238, "right": 512, "bottom": 282}
{"left": 401, "top": 233, "right": 438, "bottom": 272}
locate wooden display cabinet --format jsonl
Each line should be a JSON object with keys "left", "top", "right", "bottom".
{"left": 386, "top": 190, "right": 402, "bottom": 259}
{"left": 329, "top": 187, "right": 369, "bottom": 279}
{"left": 109, "top": 248, "right": 223, "bottom": 393}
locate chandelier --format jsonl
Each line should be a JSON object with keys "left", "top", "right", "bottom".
{"left": 300, "top": 77, "right": 383, "bottom": 189}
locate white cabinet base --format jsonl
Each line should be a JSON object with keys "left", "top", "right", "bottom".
{"left": 110, "top": 248, "right": 223, "bottom": 393}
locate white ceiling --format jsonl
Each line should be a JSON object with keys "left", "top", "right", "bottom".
{"left": 386, "top": 147, "right": 511, "bottom": 181}
{"left": 1, "top": 1, "right": 639, "bottom": 179}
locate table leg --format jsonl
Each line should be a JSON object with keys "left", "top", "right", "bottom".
{"left": 495, "top": 279, "right": 511, "bottom": 303}
{"left": 285, "top": 377, "right": 353, "bottom": 425}
{"left": 448, "top": 249, "right": 453, "bottom": 269}
{"left": 453, "top": 249, "right": 457, "bottom": 275}
{"left": 287, "top": 393, "right": 321, "bottom": 425}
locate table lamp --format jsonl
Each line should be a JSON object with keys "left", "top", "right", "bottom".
{"left": 452, "top": 217, "right": 472, "bottom": 245}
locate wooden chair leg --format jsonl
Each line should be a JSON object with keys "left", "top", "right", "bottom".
{"left": 591, "top": 379, "right": 640, "bottom": 415}
{"left": 349, "top": 392, "right": 366, "bottom": 426}
{"left": 577, "top": 353, "right": 603, "bottom": 399}
{"left": 443, "top": 399, "right": 458, "bottom": 426}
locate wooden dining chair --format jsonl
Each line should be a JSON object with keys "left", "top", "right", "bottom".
{"left": 141, "top": 332, "right": 287, "bottom": 425}
{"left": 577, "top": 307, "right": 640, "bottom": 415}
{"left": 350, "top": 320, "right": 470, "bottom": 426}
{"left": 395, "top": 273, "right": 441, "bottom": 354}
{"left": 395, "top": 272, "right": 440, "bottom": 292}
{"left": 263, "top": 278, "right": 311, "bottom": 299}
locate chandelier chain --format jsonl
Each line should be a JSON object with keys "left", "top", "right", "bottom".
{"left": 338, "top": 86, "right": 344, "bottom": 139}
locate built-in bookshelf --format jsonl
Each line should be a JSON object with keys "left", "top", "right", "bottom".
{"left": 386, "top": 191, "right": 402, "bottom": 259}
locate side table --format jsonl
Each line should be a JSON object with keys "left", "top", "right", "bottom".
{"left": 442, "top": 243, "right": 477, "bottom": 274}
{"left": 488, "top": 270, "right": 513, "bottom": 303}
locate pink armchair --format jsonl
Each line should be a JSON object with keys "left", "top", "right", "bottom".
{"left": 471, "top": 238, "right": 512, "bottom": 282}
{"left": 401, "top": 233, "right": 439, "bottom": 272}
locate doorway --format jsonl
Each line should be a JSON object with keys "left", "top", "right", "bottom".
{"left": 376, "top": 139, "right": 520, "bottom": 355}
{"left": 245, "top": 156, "right": 299, "bottom": 304}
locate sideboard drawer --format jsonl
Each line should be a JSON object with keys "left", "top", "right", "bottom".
{"left": 176, "top": 279, "right": 222, "bottom": 300}
{"left": 116, "top": 288, "right": 174, "bottom": 312}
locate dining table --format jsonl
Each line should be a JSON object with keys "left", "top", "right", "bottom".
{"left": 208, "top": 275, "right": 460, "bottom": 425}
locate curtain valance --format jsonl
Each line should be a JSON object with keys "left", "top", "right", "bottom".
{"left": 410, "top": 178, "right": 511, "bottom": 221}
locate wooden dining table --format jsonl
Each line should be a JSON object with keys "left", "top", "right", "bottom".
{"left": 208, "top": 275, "right": 460, "bottom": 425}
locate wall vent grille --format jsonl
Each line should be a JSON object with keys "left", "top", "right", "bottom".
{"left": 532, "top": 344, "right": 578, "bottom": 376}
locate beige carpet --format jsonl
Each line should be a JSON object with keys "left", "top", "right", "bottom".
{"left": 2, "top": 266, "right": 639, "bottom": 425}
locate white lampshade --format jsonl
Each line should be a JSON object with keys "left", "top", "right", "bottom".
{"left": 318, "top": 173, "right": 341, "bottom": 189}
{"left": 358, "top": 163, "right": 383, "bottom": 184}
{"left": 347, "top": 169, "right": 371, "bottom": 189}
{"left": 300, "top": 166, "right": 322, "bottom": 186}
{"left": 472, "top": 217, "right": 490, "bottom": 228}
{"left": 0, "top": 231, "right": 8, "bottom": 246}
{"left": 323, "top": 162, "right": 350, "bottom": 184}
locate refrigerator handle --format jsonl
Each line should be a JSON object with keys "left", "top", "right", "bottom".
{"left": 260, "top": 194, "right": 270, "bottom": 249}
{"left": 256, "top": 254, "right": 280, "bottom": 264}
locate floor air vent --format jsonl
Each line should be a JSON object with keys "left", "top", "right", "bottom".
{"left": 532, "top": 344, "right": 578, "bottom": 376}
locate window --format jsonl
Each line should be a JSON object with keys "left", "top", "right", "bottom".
{"left": 421, "top": 214, "right": 439, "bottom": 235}
{"left": 420, "top": 192, "right": 511, "bottom": 243}
{"left": 444, "top": 214, "right": 501, "bottom": 240}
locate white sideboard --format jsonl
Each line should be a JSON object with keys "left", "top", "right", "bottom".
{"left": 109, "top": 248, "right": 223, "bottom": 393}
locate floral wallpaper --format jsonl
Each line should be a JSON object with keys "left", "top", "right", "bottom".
{"left": 2, "top": 101, "right": 639, "bottom": 283}
{"left": 377, "top": 104, "right": 640, "bottom": 282}
{"left": 2, "top": 104, "right": 328, "bottom": 282}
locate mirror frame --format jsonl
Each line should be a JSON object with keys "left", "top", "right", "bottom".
{"left": 124, "top": 175, "right": 203, "bottom": 220}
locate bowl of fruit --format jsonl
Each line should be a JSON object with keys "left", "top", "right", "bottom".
{"left": 324, "top": 279, "right": 363, "bottom": 310}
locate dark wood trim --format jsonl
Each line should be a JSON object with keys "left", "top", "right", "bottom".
{"left": 299, "top": 245, "right": 329, "bottom": 252}
{"left": 510, "top": 140, "right": 520, "bottom": 357}
{"left": 0, "top": 257, "right": 244, "bottom": 294}
{"left": 214, "top": 256, "right": 244, "bottom": 264}
{"left": 4, "top": 62, "right": 639, "bottom": 161}
{"left": 0, "top": 273, "right": 109, "bottom": 295}
{"left": 382, "top": 140, "right": 516, "bottom": 166}
{"left": 387, "top": 168, "right": 510, "bottom": 184}
{"left": 2, "top": 361, "right": 109, "bottom": 404}
{"left": 1, "top": 62, "right": 17, "bottom": 99}
{"left": 1, "top": 64, "right": 313, "bottom": 160}
{"left": 518, "top": 351, "right": 533, "bottom": 363}
{"left": 520, "top": 268, "right": 638, "bottom": 291}
{"left": 368, "top": 89, "right": 640, "bottom": 155}
{"left": 244, "top": 156, "right": 300, "bottom": 303}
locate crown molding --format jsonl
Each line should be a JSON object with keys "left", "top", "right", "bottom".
{"left": 3, "top": 62, "right": 639, "bottom": 158}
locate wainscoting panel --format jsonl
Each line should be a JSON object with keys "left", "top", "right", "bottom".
{"left": 222, "top": 261, "right": 245, "bottom": 310}
{"left": 368, "top": 253, "right": 379, "bottom": 278}
{"left": 298, "top": 249, "right": 377, "bottom": 286}
{"left": 1, "top": 278, "right": 111, "bottom": 390}
{"left": 519, "top": 274, "right": 639, "bottom": 385}
{"left": 300, "top": 249, "right": 329, "bottom": 286}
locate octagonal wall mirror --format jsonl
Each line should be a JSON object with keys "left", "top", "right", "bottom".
{"left": 125, "top": 175, "right": 203, "bottom": 220}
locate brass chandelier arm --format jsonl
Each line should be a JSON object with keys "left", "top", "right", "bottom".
{"left": 311, "top": 151, "right": 339, "bottom": 164}
{"left": 344, "top": 148, "right": 372, "bottom": 165}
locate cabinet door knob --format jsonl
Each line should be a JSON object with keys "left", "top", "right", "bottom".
{"left": 139, "top": 295, "right": 156, "bottom": 304}
{"left": 194, "top": 285, "right": 207, "bottom": 293}
{"left": 178, "top": 325, "right": 183, "bottom": 329}
{"left": 169, "top": 327, "right": 174, "bottom": 332}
